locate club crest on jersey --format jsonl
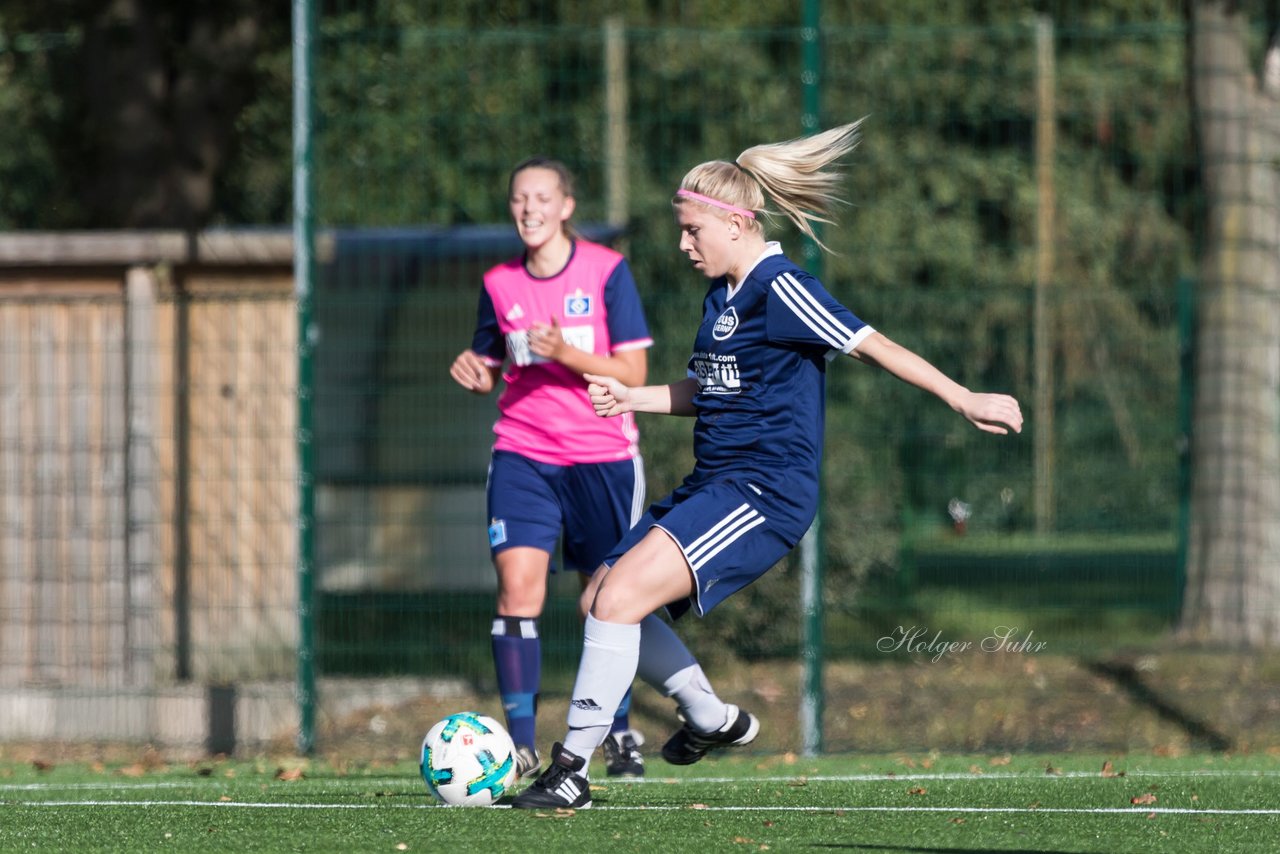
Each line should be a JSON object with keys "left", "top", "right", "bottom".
{"left": 712, "top": 306, "right": 740, "bottom": 340}
{"left": 564, "top": 292, "right": 592, "bottom": 317}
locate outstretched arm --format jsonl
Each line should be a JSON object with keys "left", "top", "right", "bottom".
{"left": 851, "top": 332, "right": 1023, "bottom": 435}
{"left": 584, "top": 374, "right": 699, "bottom": 418}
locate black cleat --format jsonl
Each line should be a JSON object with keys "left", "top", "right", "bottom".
{"left": 602, "top": 730, "right": 645, "bottom": 778}
{"left": 513, "top": 744, "right": 541, "bottom": 780}
{"left": 510, "top": 743, "right": 592, "bottom": 809}
{"left": 661, "top": 704, "right": 760, "bottom": 766}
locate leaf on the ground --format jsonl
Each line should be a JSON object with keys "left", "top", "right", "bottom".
{"left": 275, "top": 767, "right": 305, "bottom": 781}
{"left": 1131, "top": 792, "right": 1158, "bottom": 805}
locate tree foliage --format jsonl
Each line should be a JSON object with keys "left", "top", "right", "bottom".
{"left": 0, "top": 1, "right": 290, "bottom": 228}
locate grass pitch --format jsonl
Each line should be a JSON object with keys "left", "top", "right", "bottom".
{"left": 3, "top": 752, "right": 1277, "bottom": 853}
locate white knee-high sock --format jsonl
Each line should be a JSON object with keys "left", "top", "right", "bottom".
{"left": 635, "top": 614, "right": 728, "bottom": 733}
{"left": 562, "top": 615, "right": 640, "bottom": 770}
{"left": 660, "top": 663, "right": 729, "bottom": 733}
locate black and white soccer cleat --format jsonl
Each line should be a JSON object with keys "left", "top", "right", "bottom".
{"left": 661, "top": 704, "right": 760, "bottom": 766}
{"left": 510, "top": 742, "right": 592, "bottom": 810}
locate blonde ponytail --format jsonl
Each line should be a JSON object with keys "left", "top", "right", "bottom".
{"left": 674, "top": 117, "right": 866, "bottom": 253}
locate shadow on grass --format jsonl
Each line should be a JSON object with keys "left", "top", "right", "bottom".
{"left": 1083, "top": 659, "right": 1233, "bottom": 751}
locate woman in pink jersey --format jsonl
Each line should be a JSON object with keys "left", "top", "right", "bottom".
{"left": 450, "top": 157, "right": 731, "bottom": 782}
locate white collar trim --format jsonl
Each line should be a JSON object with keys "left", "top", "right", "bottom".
{"left": 727, "top": 242, "right": 784, "bottom": 300}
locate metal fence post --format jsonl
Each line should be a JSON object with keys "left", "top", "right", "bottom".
{"left": 293, "top": 0, "right": 318, "bottom": 756}
{"left": 799, "top": 0, "right": 825, "bottom": 758}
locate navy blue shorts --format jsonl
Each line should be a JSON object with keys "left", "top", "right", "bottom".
{"left": 486, "top": 449, "right": 645, "bottom": 574}
{"left": 603, "top": 477, "right": 794, "bottom": 618}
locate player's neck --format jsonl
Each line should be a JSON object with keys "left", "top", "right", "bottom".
{"left": 725, "top": 236, "right": 768, "bottom": 287}
{"left": 524, "top": 233, "right": 574, "bottom": 278}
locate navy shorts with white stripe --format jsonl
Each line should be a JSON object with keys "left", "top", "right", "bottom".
{"left": 601, "top": 477, "right": 792, "bottom": 619}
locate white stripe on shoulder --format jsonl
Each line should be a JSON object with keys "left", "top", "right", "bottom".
{"left": 771, "top": 272, "right": 855, "bottom": 349}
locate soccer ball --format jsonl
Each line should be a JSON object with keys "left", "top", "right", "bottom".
{"left": 420, "top": 712, "right": 518, "bottom": 806}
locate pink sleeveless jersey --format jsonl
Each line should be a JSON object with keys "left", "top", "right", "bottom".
{"left": 479, "top": 241, "right": 652, "bottom": 465}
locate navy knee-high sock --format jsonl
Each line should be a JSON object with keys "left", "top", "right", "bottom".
{"left": 491, "top": 615, "right": 540, "bottom": 749}
{"left": 611, "top": 688, "right": 634, "bottom": 735}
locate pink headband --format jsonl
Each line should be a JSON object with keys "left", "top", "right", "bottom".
{"left": 676, "top": 189, "right": 756, "bottom": 219}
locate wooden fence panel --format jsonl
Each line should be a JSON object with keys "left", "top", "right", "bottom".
{"left": 0, "top": 283, "right": 130, "bottom": 687}
{"left": 0, "top": 264, "right": 298, "bottom": 690}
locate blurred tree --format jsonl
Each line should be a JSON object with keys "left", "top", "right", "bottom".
{"left": 0, "top": 24, "right": 67, "bottom": 227}
{"left": 0, "top": 0, "right": 289, "bottom": 228}
{"left": 1181, "top": 0, "right": 1280, "bottom": 647}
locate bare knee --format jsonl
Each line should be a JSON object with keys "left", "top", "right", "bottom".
{"left": 588, "top": 580, "right": 640, "bottom": 623}
{"left": 497, "top": 586, "right": 544, "bottom": 616}
{"left": 494, "top": 548, "right": 549, "bottom": 616}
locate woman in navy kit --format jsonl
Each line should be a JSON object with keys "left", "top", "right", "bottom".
{"left": 513, "top": 120, "right": 1023, "bottom": 809}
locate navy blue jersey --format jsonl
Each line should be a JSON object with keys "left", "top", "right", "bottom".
{"left": 682, "top": 244, "right": 874, "bottom": 543}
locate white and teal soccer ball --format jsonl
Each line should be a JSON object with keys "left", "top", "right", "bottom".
{"left": 420, "top": 712, "right": 518, "bottom": 806}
